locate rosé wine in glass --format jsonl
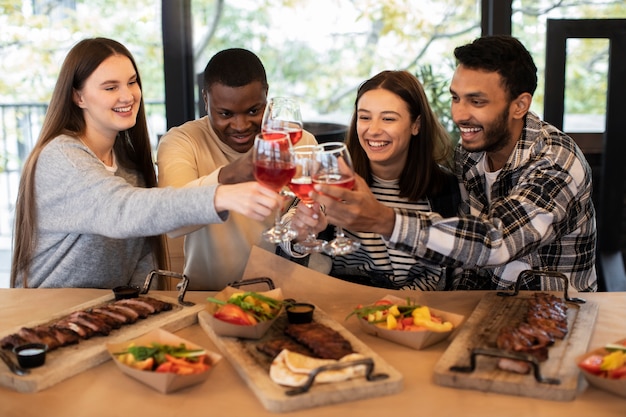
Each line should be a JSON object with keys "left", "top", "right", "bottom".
{"left": 254, "top": 160, "right": 296, "bottom": 192}
{"left": 312, "top": 173, "right": 355, "bottom": 190}
{"left": 288, "top": 177, "right": 315, "bottom": 205}
{"left": 252, "top": 132, "right": 297, "bottom": 244}
{"left": 289, "top": 145, "right": 328, "bottom": 254}
{"left": 312, "top": 142, "right": 360, "bottom": 256}
{"left": 262, "top": 97, "right": 304, "bottom": 145}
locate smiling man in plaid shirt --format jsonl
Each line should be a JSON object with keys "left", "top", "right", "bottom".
{"left": 310, "top": 35, "right": 597, "bottom": 292}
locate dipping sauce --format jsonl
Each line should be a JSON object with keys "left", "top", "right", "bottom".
{"left": 14, "top": 343, "right": 48, "bottom": 368}
{"left": 286, "top": 302, "right": 315, "bottom": 324}
{"left": 112, "top": 285, "right": 140, "bottom": 300}
{"left": 18, "top": 348, "right": 45, "bottom": 356}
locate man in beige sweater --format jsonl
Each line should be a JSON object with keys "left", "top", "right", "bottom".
{"left": 157, "top": 48, "right": 316, "bottom": 290}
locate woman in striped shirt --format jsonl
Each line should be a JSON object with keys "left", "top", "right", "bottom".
{"left": 285, "top": 70, "right": 460, "bottom": 290}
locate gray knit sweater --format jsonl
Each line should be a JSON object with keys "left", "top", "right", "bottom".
{"left": 15, "top": 135, "right": 227, "bottom": 288}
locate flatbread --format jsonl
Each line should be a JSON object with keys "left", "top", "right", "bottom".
{"left": 269, "top": 349, "right": 367, "bottom": 387}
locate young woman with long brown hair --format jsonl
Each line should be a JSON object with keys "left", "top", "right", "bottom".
{"left": 11, "top": 38, "right": 281, "bottom": 288}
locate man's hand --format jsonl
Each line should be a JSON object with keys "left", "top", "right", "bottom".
{"left": 309, "top": 174, "right": 396, "bottom": 237}
{"left": 218, "top": 151, "right": 255, "bottom": 184}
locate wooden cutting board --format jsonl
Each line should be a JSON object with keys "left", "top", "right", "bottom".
{"left": 0, "top": 293, "right": 205, "bottom": 393}
{"left": 199, "top": 305, "right": 404, "bottom": 413}
{"left": 433, "top": 292, "right": 598, "bottom": 401}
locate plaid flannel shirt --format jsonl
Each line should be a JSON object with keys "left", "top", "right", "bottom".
{"left": 386, "top": 112, "right": 597, "bottom": 291}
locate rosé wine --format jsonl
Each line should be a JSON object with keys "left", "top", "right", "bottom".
{"left": 313, "top": 173, "right": 355, "bottom": 190}
{"left": 262, "top": 124, "right": 303, "bottom": 145}
{"left": 289, "top": 176, "right": 314, "bottom": 205}
{"left": 254, "top": 161, "right": 296, "bottom": 192}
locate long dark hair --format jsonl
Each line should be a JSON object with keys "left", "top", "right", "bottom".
{"left": 346, "top": 70, "right": 454, "bottom": 200}
{"left": 11, "top": 37, "right": 167, "bottom": 287}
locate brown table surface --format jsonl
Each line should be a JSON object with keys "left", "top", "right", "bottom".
{"left": 1, "top": 246, "right": 625, "bottom": 417}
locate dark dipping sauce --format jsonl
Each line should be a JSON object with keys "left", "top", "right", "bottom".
{"left": 112, "top": 285, "right": 140, "bottom": 300}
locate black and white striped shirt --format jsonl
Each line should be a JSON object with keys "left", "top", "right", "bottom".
{"left": 331, "top": 176, "right": 447, "bottom": 291}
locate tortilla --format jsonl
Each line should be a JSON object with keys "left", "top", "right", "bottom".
{"left": 269, "top": 349, "right": 367, "bottom": 387}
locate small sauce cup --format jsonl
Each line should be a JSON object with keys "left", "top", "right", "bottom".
{"left": 112, "top": 285, "right": 140, "bottom": 300}
{"left": 286, "top": 302, "right": 315, "bottom": 324}
{"left": 13, "top": 343, "right": 48, "bottom": 368}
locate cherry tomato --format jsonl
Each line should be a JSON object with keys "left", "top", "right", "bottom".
{"left": 214, "top": 304, "right": 254, "bottom": 326}
{"left": 578, "top": 354, "right": 604, "bottom": 375}
{"left": 607, "top": 366, "right": 626, "bottom": 379}
{"left": 155, "top": 361, "right": 174, "bottom": 373}
{"left": 401, "top": 317, "right": 414, "bottom": 327}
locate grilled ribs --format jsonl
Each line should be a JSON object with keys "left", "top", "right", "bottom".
{"left": 496, "top": 292, "right": 569, "bottom": 373}
{"left": 284, "top": 322, "right": 354, "bottom": 360}
{"left": 256, "top": 337, "right": 314, "bottom": 358}
{"left": 0, "top": 296, "right": 173, "bottom": 352}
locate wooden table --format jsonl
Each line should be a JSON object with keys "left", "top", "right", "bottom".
{"left": 1, "top": 246, "right": 625, "bottom": 417}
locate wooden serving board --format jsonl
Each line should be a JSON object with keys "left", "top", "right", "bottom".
{"left": 199, "top": 306, "right": 404, "bottom": 413}
{"left": 433, "top": 292, "right": 598, "bottom": 401}
{"left": 0, "top": 293, "right": 205, "bottom": 393}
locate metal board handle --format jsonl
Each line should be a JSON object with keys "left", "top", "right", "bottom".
{"left": 449, "top": 347, "right": 560, "bottom": 385}
{"left": 227, "top": 277, "right": 276, "bottom": 290}
{"left": 142, "top": 269, "right": 194, "bottom": 306}
{"left": 497, "top": 269, "right": 586, "bottom": 304}
{"left": 285, "top": 357, "right": 388, "bottom": 396}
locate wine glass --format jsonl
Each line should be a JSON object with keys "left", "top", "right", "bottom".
{"left": 261, "top": 97, "right": 303, "bottom": 145}
{"left": 312, "top": 142, "right": 361, "bottom": 256}
{"left": 252, "top": 132, "right": 298, "bottom": 244}
{"left": 288, "top": 145, "right": 329, "bottom": 254}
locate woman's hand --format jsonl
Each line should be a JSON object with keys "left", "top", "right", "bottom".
{"left": 310, "top": 174, "right": 396, "bottom": 237}
{"left": 290, "top": 202, "right": 328, "bottom": 241}
{"left": 214, "top": 181, "right": 281, "bottom": 221}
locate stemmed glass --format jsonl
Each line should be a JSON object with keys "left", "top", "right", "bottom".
{"left": 312, "top": 142, "right": 361, "bottom": 256}
{"left": 288, "top": 145, "right": 329, "bottom": 254}
{"left": 261, "top": 97, "right": 303, "bottom": 145}
{"left": 252, "top": 132, "right": 298, "bottom": 244}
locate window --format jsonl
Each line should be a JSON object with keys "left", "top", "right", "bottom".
{"left": 1, "top": 0, "right": 624, "bottom": 288}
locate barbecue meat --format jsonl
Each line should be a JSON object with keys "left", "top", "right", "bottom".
{"left": 55, "top": 317, "right": 96, "bottom": 339}
{"left": 1, "top": 296, "right": 174, "bottom": 353}
{"left": 67, "top": 311, "right": 113, "bottom": 336}
{"left": 91, "top": 307, "right": 131, "bottom": 325}
{"left": 495, "top": 292, "right": 569, "bottom": 374}
{"left": 114, "top": 299, "right": 152, "bottom": 318}
{"left": 134, "top": 297, "right": 173, "bottom": 313}
{"left": 0, "top": 333, "right": 27, "bottom": 350}
{"left": 256, "top": 337, "right": 314, "bottom": 358}
{"left": 105, "top": 304, "right": 140, "bottom": 322}
{"left": 48, "top": 326, "right": 81, "bottom": 347}
{"left": 285, "top": 322, "right": 353, "bottom": 360}
{"left": 16, "top": 327, "right": 48, "bottom": 346}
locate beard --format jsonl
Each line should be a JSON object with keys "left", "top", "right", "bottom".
{"left": 475, "top": 106, "right": 512, "bottom": 153}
